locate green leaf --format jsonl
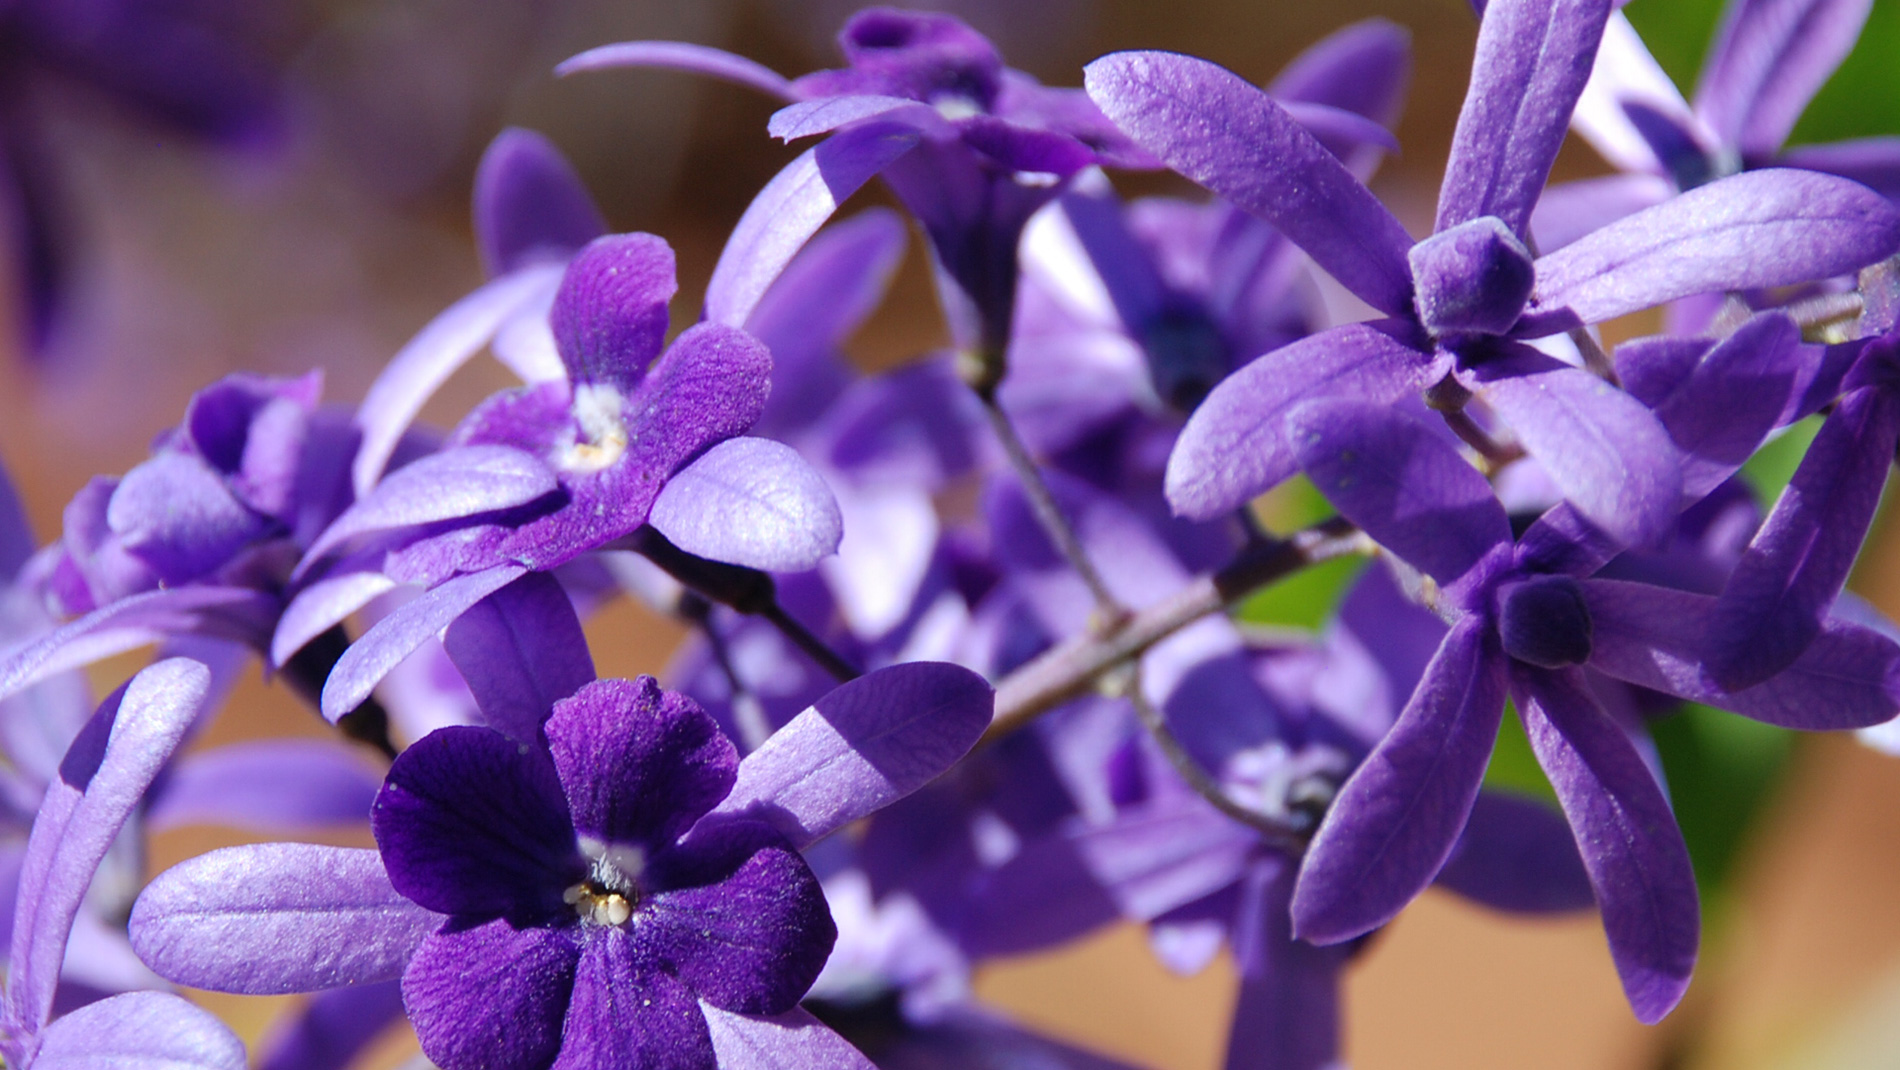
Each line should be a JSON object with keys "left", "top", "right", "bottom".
{"left": 1650, "top": 703, "right": 1794, "bottom": 892}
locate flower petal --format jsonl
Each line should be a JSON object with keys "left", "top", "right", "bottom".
{"left": 648, "top": 439, "right": 843, "bottom": 572}
{"left": 1582, "top": 578, "right": 1900, "bottom": 729}
{"left": 1436, "top": 0, "right": 1614, "bottom": 236}
{"left": 0, "top": 587, "right": 276, "bottom": 704}
{"left": 443, "top": 571, "right": 595, "bottom": 746}
{"left": 553, "top": 930, "right": 713, "bottom": 1070}
{"left": 309, "top": 445, "right": 557, "bottom": 574}
{"left": 129, "top": 844, "right": 440, "bottom": 994}
{"left": 1707, "top": 386, "right": 1900, "bottom": 689}
{"left": 555, "top": 41, "right": 799, "bottom": 102}
{"left": 320, "top": 564, "right": 527, "bottom": 723}
{"left": 405, "top": 918, "right": 578, "bottom": 1070}
{"left": 701, "top": 1005, "right": 876, "bottom": 1070}
{"left": 1528, "top": 169, "right": 1900, "bottom": 329}
{"left": 146, "top": 739, "right": 383, "bottom": 832}
{"left": 474, "top": 128, "right": 606, "bottom": 277}
{"left": 1697, "top": 0, "right": 1872, "bottom": 157}
{"left": 551, "top": 234, "right": 678, "bottom": 390}
{"left": 1165, "top": 321, "right": 1440, "bottom": 521}
{"left": 546, "top": 677, "right": 737, "bottom": 850}
{"left": 1462, "top": 346, "right": 1682, "bottom": 548}
{"left": 10, "top": 659, "right": 210, "bottom": 1031}
{"left": 1084, "top": 51, "right": 1416, "bottom": 318}
{"left": 255, "top": 981, "right": 406, "bottom": 1070}
{"left": 1292, "top": 618, "right": 1508, "bottom": 944}
{"left": 33, "top": 991, "right": 244, "bottom": 1070}
{"left": 1515, "top": 666, "right": 1697, "bottom": 1023}
{"left": 1570, "top": 12, "right": 1699, "bottom": 175}
{"left": 1287, "top": 399, "right": 1511, "bottom": 585}
{"left": 1433, "top": 791, "right": 1595, "bottom": 913}
{"left": 707, "top": 662, "right": 992, "bottom": 849}
{"left": 704, "top": 123, "right": 923, "bottom": 328}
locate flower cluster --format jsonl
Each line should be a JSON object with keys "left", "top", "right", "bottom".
{"left": 4, "top": 0, "right": 1900, "bottom": 1067}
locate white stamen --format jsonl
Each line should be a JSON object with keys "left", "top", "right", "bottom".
{"left": 562, "top": 383, "right": 630, "bottom": 473}
{"left": 932, "top": 95, "right": 982, "bottom": 121}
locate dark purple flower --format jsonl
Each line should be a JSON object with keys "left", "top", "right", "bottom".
{"left": 1086, "top": 0, "right": 1900, "bottom": 548}
{"left": 1280, "top": 397, "right": 1900, "bottom": 1021}
{"left": 131, "top": 663, "right": 994, "bottom": 1068}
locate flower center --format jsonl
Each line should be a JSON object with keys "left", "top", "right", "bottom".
{"left": 561, "top": 382, "right": 630, "bottom": 474}
{"left": 566, "top": 835, "right": 645, "bottom": 927}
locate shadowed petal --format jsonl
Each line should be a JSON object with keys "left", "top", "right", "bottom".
{"left": 1583, "top": 578, "right": 1900, "bottom": 728}
{"left": 106, "top": 453, "right": 267, "bottom": 583}
{"left": 1165, "top": 321, "right": 1442, "bottom": 521}
{"left": 648, "top": 439, "right": 843, "bottom": 571}
{"left": 556, "top": 41, "right": 799, "bottom": 102}
{"left": 1707, "top": 387, "right": 1900, "bottom": 689}
{"left": 351, "top": 266, "right": 568, "bottom": 497}
{"left": 1288, "top": 399, "right": 1510, "bottom": 585}
{"left": 474, "top": 129, "right": 606, "bottom": 277}
{"left": 1227, "top": 863, "right": 1347, "bottom": 1070}
{"left": 1778, "top": 138, "right": 1900, "bottom": 200}
{"left": 768, "top": 95, "right": 936, "bottom": 140}
{"left": 444, "top": 571, "right": 595, "bottom": 745}
{"left": 552, "top": 930, "right": 713, "bottom": 1070}
{"left": 1436, "top": 0, "right": 1613, "bottom": 236}
{"left": 1434, "top": 791, "right": 1595, "bottom": 913}
{"left": 704, "top": 124, "right": 923, "bottom": 327}
{"left": 271, "top": 566, "right": 396, "bottom": 667}
{"left": 546, "top": 677, "right": 736, "bottom": 849}
{"left": 643, "top": 832, "right": 833, "bottom": 1015}
{"left": 374, "top": 726, "right": 579, "bottom": 916}
{"left": 34, "top": 991, "right": 244, "bottom": 1070}
{"left": 148, "top": 740, "right": 383, "bottom": 832}
{"left": 1293, "top": 619, "right": 1509, "bottom": 943}
{"left": 1515, "top": 666, "right": 1696, "bottom": 1023}
{"left": 0, "top": 454, "right": 32, "bottom": 580}
{"left": 1532, "top": 173, "right": 1675, "bottom": 253}
{"left": 1267, "top": 18, "right": 1412, "bottom": 127}
{"left": 1084, "top": 51, "right": 1416, "bottom": 318}
{"left": 1463, "top": 347, "right": 1681, "bottom": 548}
{"left": 1529, "top": 169, "right": 1900, "bottom": 329}
{"left": 129, "top": 844, "right": 440, "bottom": 994}
{"left": 1649, "top": 312, "right": 1807, "bottom": 499}
{"left": 707, "top": 662, "right": 992, "bottom": 849}
{"left": 320, "top": 564, "right": 527, "bottom": 723}
{"left": 10, "top": 659, "right": 209, "bottom": 1032}
{"left": 1067, "top": 798, "right": 1258, "bottom": 922}
{"left": 702, "top": 1005, "right": 876, "bottom": 1070}
{"left": 1697, "top": 0, "right": 1872, "bottom": 156}
{"left": 256, "top": 981, "right": 406, "bottom": 1070}
{"left": 405, "top": 918, "right": 579, "bottom": 1070}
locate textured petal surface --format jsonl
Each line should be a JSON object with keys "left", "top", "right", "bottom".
{"left": 1288, "top": 399, "right": 1510, "bottom": 585}
{"left": 1516, "top": 666, "right": 1697, "bottom": 1023}
{"left": 707, "top": 662, "right": 992, "bottom": 849}
{"left": 270, "top": 566, "right": 396, "bottom": 667}
{"left": 1464, "top": 346, "right": 1681, "bottom": 548}
{"left": 551, "top": 934, "right": 711, "bottom": 1070}
{"left": 34, "top": 991, "right": 245, "bottom": 1070}
{"left": 1165, "top": 321, "right": 1441, "bottom": 520}
{"left": 310, "top": 445, "right": 557, "bottom": 570}
{"left": 1707, "top": 387, "right": 1900, "bottom": 689}
{"left": 704, "top": 123, "right": 922, "bottom": 327}
{"left": 546, "top": 677, "right": 737, "bottom": 850}
{"left": 374, "top": 725, "right": 579, "bottom": 917}
{"left": 1293, "top": 619, "right": 1509, "bottom": 943}
{"left": 0, "top": 587, "right": 274, "bottom": 704}
{"left": 405, "top": 918, "right": 579, "bottom": 1070}
{"left": 1084, "top": 51, "right": 1417, "bottom": 318}
{"left": 10, "top": 659, "right": 209, "bottom": 1032}
{"left": 1529, "top": 169, "right": 1900, "bottom": 328}
{"left": 643, "top": 831, "right": 833, "bottom": 1014}
{"left": 1436, "top": 0, "right": 1613, "bottom": 236}
{"left": 648, "top": 439, "right": 843, "bottom": 571}
{"left": 1583, "top": 578, "right": 1900, "bottom": 728}
{"left": 1650, "top": 312, "right": 1807, "bottom": 499}
{"left": 129, "top": 844, "right": 440, "bottom": 994}
{"left": 551, "top": 234, "right": 678, "bottom": 389}
{"left": 443, "top": 571, "right": 595, "bottom": 745}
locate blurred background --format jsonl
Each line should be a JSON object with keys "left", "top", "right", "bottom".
{"left": 5, "top": 0, "right": 1900, "bottom": 1066}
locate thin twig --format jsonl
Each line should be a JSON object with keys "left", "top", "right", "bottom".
{"left": 761, "top": 601, "right": 862, "bottom": 683}
{"left": 1438, "top": 407, "right": 1523, "bottom": 472}
{"left": 1569, "top": 326, "right": 1618, "bottom": 385}
{"left": 982, "top": 516, "right": 1367, "bottom": 744}
{"left": 1123, "top": 666, "right": 1309, "bottom": 852}
{"left": 980, "top": 399, "right": 1125, "bottom": 622}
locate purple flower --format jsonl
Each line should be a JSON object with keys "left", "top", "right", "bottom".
{"left": 1543, "top": 0, "right": 1900, "bottom": 253}
{"left": 1086, "top": 0, "right": 1900, "bottom": 547}
{"left": 292, "top": 232, "right": 842, "bottom": 720}
{"left": 562, "top": 7, "right": 1157, "bottom": 369}
{"left": 130, "top": 662, "right": 994, "bottom": 1068}
{"left": 1281, "top": 397, "right": 1900, "bottom": 1021}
